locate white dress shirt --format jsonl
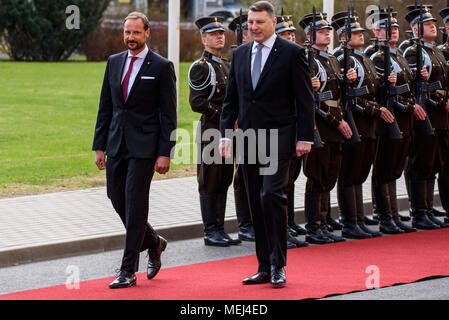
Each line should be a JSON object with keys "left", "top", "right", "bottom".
{"left": 121, "top": 45, "right": 149, "bottom": 99}
{"left": 251, "top": 33, "right": 277, "bottom": 75}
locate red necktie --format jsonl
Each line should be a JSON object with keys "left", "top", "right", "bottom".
{"left": 122, "top": 56, "right": 138, "bottom": 101}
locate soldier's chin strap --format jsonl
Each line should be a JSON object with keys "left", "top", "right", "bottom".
{"left": 188, "top": 59, "right": 217, "bottom": 101}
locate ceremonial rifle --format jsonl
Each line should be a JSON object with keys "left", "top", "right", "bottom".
{"left": 413, "top": 3, "right": 439, "bottom": 136}
{"left": 380, "top": 4, "right": 403, "bottom": 139}
{"left": 340, "top": 4, "right": 364, "bottom": 143}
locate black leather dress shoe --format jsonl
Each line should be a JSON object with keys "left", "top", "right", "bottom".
{"left": 430, "top": 207, "right": 446, "bottom": 217}
{"left": 288, "top": 236, "right": 309, "bottom": 248}
{"left": 393, "top": 218, "right": 417, "bottom": 233}
{"left": 270, "top": 266, "right": 286, "bottom": 288}
{"left": 109, "top": 271, "right": 136, "bottom": 289}
{"left": 359, "top": 224, "right": 382, "bottom": 237}
{"left": 220, "top": 231, "right": 242, "bottom": 245}
{"left": 305, "top": 229, "right": 333, "bottom": 244}
{"left": 238, "top": 228, "right": 256, "bottom": 242}
{"left": 204, "top": 231, "right": 230, "bottom": 247}
{"left": 412, "top": 215, "right": 440, "bottom": 230}
{"left": 322, "top": 229, "right": 346, "bottom": 242}
{"left": 379, "top": 219, "right": 404, "bottom": 235}
{"left": 147, "top": 236, "right": 167, "bottom": 280}
{"left": 342, "top": 225, "right": 372, "bottom": 239}
{"left": 427, "top": 214, "right": 449, "bottom": 228}
{"left": 289, "top": 223, "right": 307, "bottom": 235}
{"left": 242, "top": 272, "right": 271, "bottom": 285}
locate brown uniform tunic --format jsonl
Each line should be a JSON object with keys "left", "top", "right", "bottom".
{"left": 189, "top": 51, "right": 234, "bottom": 195}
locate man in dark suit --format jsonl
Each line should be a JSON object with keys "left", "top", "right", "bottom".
{"left": 92, "top": 11, "right": 177, "bottom": 288}
{"left": 219, "top": 1, "right": 314, "bottom": 287}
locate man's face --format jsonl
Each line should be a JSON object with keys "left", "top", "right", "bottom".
{"left": 348, "top": 30, "right": 364, "bottom": 48}
{"left": 413, "top": 20, "right": 437, "bottom": 40}
{"left": 278, "top": 30, "right": 294, "bottom": 41}
{"left": 202, "top": 30, "right": 225, "bottom": 50}
{"left": 248, "top": 10, "right": 276, "bottom": 43}
{"left": 375, "top": 26, "right": 399, "bottom": 43}
{"left": 314, "top": 28, "right": 331, "bottom": 46}
{"left": 123, "top": 18, "right": 150, "bottom": 52}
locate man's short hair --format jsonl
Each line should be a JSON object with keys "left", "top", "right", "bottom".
{"left": 124, "top": 11, "right": 150, "bottom": 30}
{"left": 249, "top": 1, "right": 275, "bottom": 17}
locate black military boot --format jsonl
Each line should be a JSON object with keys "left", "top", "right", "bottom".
{"left": 425, "top": 179, "right": 449, "bottom": 227}
{"left": 216, "top": 193, "right": 241, "bottom": 245}
{"left": 373, "top": 182, "right": 403, "bottom": 235}
{"left": 320, "top": 191, "right": 346, "bottom": 242}
{"left": 355, "top": 184, "right": 382, "bottom": 237}
{"left": 338, "top": 184, "right": 372, "bottom": 239}
{"left": 388, "top": 181, "right": 416, "bottom": 233}
{"left": 287, "top": 185, "right": 307, "bottom": 236}
{"left": 234, "top": 187, "right": 255, "bottom": 241}
{"left": 326, "top": 192, "right": 343, "bottom": 231}
{"left": 200, "top": 195, "right": 229, "bottom": 247}
{"left": 305, "top": 192, "right": 333, "bottom": 244}
{"left": 408, "top": 179, "right": 440, "bottom": 230}
{"left": 370, "top": 182, "right": 380, "bottom": 222}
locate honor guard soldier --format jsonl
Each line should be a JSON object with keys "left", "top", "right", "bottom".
{"left": 275, "top": 13, "right": 310, "bottom": 248}
{"left": 228, "top": 13, "right": 257, "bottom": 242}
{"left": 331, "top": 10, "right": 397, "bottom": 239}
{"left": 189, "top": 16, "right": 241, "bottom": 246}
{"left": 436, "top": 6, "right": 449, "bottom": 224}
{"left": 229, "top": 13, "right": 251, "bottom": 45}
{"left": 369, "top": 7, "right": 418, "bottom": 233}
{"left": 403, "top": 5, "right": 449, "bottom": 229}
{"left": 299, "top": 11, "right": 357, "bottom": 244}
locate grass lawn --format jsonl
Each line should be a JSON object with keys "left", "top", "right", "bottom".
{"left": 0, "top": 61, "right": 200, "bottom": 198}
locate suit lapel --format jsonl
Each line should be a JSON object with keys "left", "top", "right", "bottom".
{"left": 118, "top": 51, "right": 128, "bottom": 104}
{"left": 126, "top": 49, "right": 153, "bottom": 103}
{"left": 254, "top": 37, "right": 283, "bottom": 91}
{"left": 247, "top": 41, "right": 254, "bottom": 93}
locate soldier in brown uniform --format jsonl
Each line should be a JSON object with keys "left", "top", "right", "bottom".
{"left": 403, "top": 6, "right": 449, "bottom": 229}
{"left": 436, "top": 7, "right": 449, "bottom": 224}
{"left": 299, "top": 12, "right": 357, "bottom": 243}
{"left": 331, "top": 11, "right": 397, "bottom": 239}
{"left": 369, "top": 9, "right": 418, "bottom": 233}
{"left": 228, "top": 14, "right": 256, "bottom": 242}
{"left": 189, "top": 16, "right": 241, "bottom": 246}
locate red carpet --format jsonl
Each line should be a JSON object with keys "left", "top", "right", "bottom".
{"left": 2, "top": 229, "right": 449, "bottom": 300}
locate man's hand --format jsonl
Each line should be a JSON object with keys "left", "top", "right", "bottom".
{"left": 413, "top": 104, "right": 427, "bottom": 121}
{"left": 346, "top": 68, "right": 357, "bottom": 82}
{"left": 95, "top": 150, "right": 106, "bottom": 170}
{"left": 311, "top": 77, "right": 321, "bottom": 92}
{"left": 154, "top": 156, "right": 170, "bottom": 174}
{"left": 421, "top": 66, "right": 429, "bottom": 80}
{"left": 388, "top": 72, "right": 397, "bottom": 86}
{"left": 337, "top": 120, "right": 353, "bottom": 139}
{"left": 380, "top": 107, "right": 394, "bottom": 123}
{"left": 296, "top": 141, "right": 312, "bottom": 157}
{"left": 219, "top": 139, "right": 232, "bottom": 159}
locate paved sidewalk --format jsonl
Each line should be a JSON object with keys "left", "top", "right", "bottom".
{"left": 0, "top": 171, "right": 425, "bottom": 267}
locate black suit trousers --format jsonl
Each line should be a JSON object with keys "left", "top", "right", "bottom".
{"left": 240, "top": 156, "right": 291, "bottom": 272}
{"left": 106, "top": 140, "right": 159, "bottom": 273}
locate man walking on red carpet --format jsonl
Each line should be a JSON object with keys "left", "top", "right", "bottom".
{"left": 92, "top": 11, "right": 177, "bottom": 289}
{"left": 220, "top": 1, "right": 314, "bottom": 287}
